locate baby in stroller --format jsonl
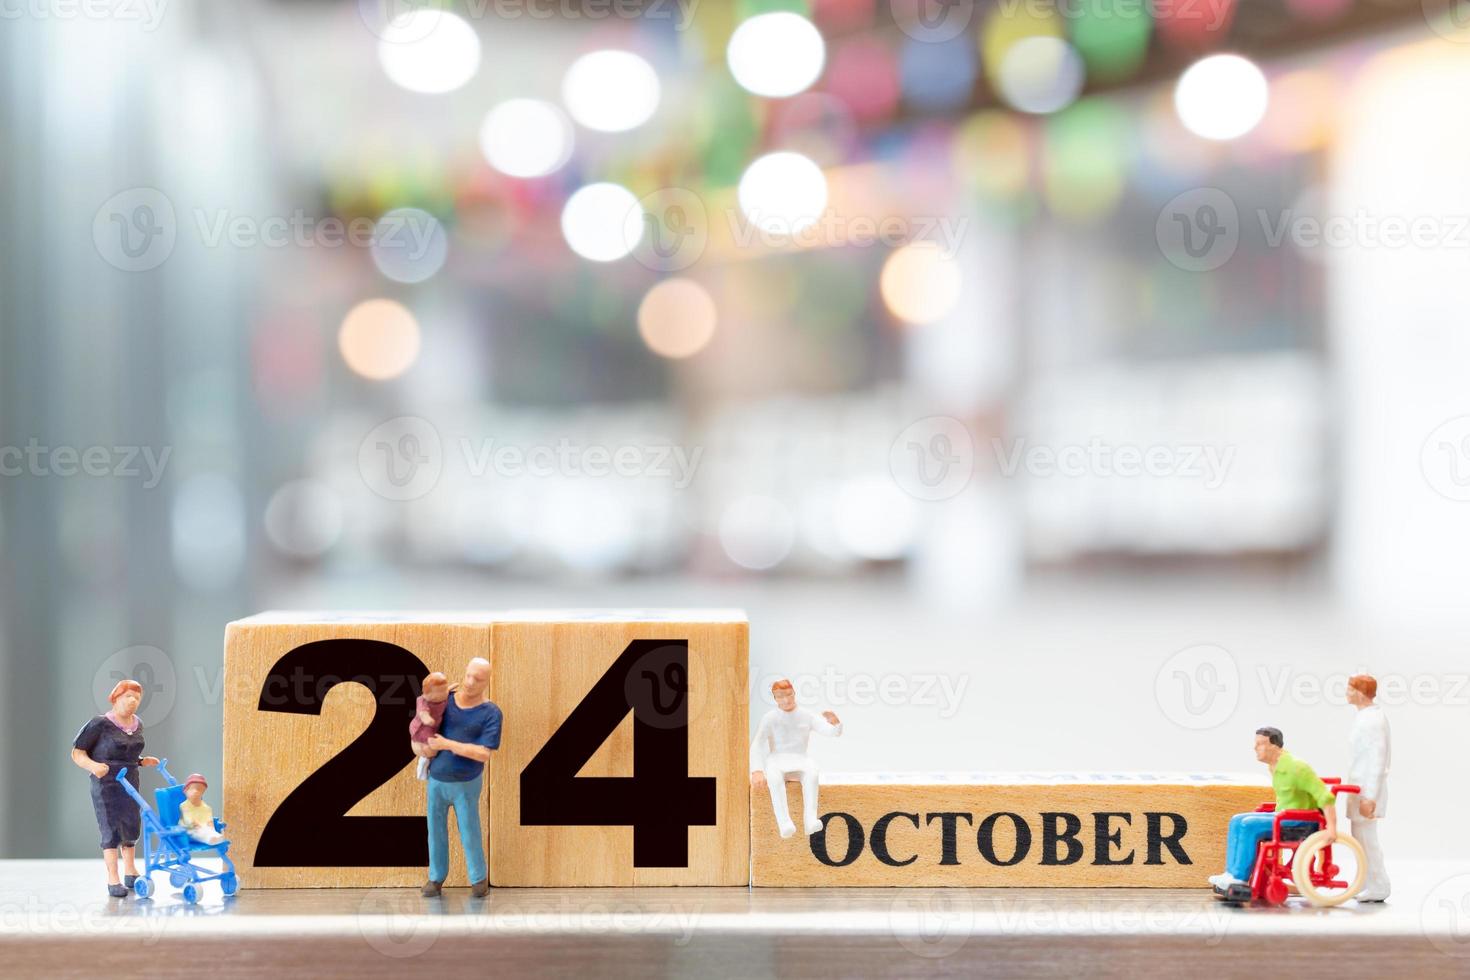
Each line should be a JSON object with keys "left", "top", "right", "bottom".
{"left": 180, "top": 773, "right": 225, "bottom": 845}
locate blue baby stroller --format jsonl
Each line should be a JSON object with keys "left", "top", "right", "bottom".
{"left": 116, "top": 759, "right": 239, "bottom": 902}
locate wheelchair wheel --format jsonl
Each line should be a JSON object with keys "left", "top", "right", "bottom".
{"left": 133, "top": 876, "right": 152, "bottom": 899}
{"left": 221, "top": 873, "right": 239, "bottom": 897}
{"left": 182, "top": 883, "right": 200, "bottom": 905}
{"left": 1292, "top": 831, "right": 1366, "bottom": 907}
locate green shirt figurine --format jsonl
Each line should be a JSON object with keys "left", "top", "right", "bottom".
{"left": 1271, "top": 750, "right": 1336, "bottom": 812}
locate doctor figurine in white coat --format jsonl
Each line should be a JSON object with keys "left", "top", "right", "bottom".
{"left": 1346, "top": 673, "right": 1391, "bottom": 902}
{"left": 750, "top": 678, "right": 843, "bottom": 838}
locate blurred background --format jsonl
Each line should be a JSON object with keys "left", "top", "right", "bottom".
{"left": 3, "top": 0, "right": 1469, "bottom": 861}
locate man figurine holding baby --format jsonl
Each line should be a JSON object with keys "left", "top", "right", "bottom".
{"left": 409, "top": 659, "right": 501, "bottom": 898}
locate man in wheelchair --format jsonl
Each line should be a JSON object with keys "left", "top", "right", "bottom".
{"left": 1208, "top": 726, "right": 1337, "bottom": 894}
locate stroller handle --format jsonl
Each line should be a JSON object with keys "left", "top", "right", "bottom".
{"left": 114, "top": 757, "right": 176, "bottom": 812}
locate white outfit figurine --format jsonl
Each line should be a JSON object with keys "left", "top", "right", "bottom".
{"left": 750, "top": 679, "right": 842, "bottom": 839}
{"left": 1346, "top": 673, "right": 1391, "bottom": 902}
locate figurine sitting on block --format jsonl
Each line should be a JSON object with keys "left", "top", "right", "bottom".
{"left": 750, "top": 679, "right": 842, "bottom": 838}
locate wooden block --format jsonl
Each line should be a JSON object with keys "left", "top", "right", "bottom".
{"left": 223, "top": 615, "right": 493, "bottom": 888}
{"left": 751, "top": 773, "right": 1269, "bottom": 887}
{"left": 223, "top": 611, "right": 749, "bottom": 888}
{"left": 488, "top": 614, "right": 749, "bottom": 886}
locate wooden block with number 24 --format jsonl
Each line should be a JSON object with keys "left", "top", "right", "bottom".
{"left": 222, "top": 611, "right": 749, "bottom": 887}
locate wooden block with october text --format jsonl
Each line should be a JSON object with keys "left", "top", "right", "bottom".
{"left": 751, "top": 773, "right": 1269, "bottom": 887}
{"left": 223, "top": 611, "right": 749, "bottom": 888}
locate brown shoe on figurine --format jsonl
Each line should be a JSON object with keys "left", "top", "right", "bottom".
{"left": 471, "top": 879, "right": 490, "bottom": 897}
{"left": 421, "top": 880, "right": 443, "bottom": 898}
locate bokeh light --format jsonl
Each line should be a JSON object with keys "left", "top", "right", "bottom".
{"left": 981, "top": 0, "right": 1063, "bottom": 91}
{"left": 370, "top": 208, "right": 448, "bottom": 284}
{"left": 171, "top": 473, "right": 245, "bottom": 590}
{"left": 638, "top": 279, "right": 718, "bottom": 359}
{"left": 376, "top": 11, "right": 481, "bottom": 95}
{"left": 263, "top": 479, "right": 344, "bottom": 559}
{"left": 952, "top": 111, "right": 1032, "bottom": 201}
{"left": 825, "top": 37, "right": 899, "bottom": 123}
{"left": 338, "top": 298, "right": 421, "bottom": 380}
{"left": 1043, "top": 98, "right": 1130, "bottom": 221}
{"left": 479, "top": 99, "right": 574, "bottom": 178}
{"left": 561, "top": 50, "right": 661, "bottom": 132}
{"left": 1155, "top": 0, "right": 1238, "bottom": 51}
{"left": 727, "top": 12, "right": 826, "bottom": 98}
{"left": 880, "top": 242, "right": 963, "bottom": 325}
{"left": 737, "top": 151, "right": 828, "bottom": 234}
{"left": 719, "top": 495, "right": 796, "bottom": 571}
{"left": 835, "top": 476, "right": 918, "bottom": 560}
{"left": 996, "top": 36, "right": 1085, "bottom": 115}
{"left": 1262, "top": 69, "right": 1337, "bottom": 154}
{"left": 899, "top": 35, "right": 977, "bottom": 112}
{"left": 1175, "top": 54, "right": 1269, "bottom": 141}
{"left": 560, "top": 183, "right": 643, "bottom": 262}
{"left": 1070, "top": 3, "right": 1153, "bottom": 81}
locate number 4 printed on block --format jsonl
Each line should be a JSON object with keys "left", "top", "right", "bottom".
{"left": 520, "top": 639, "right": 717, "bottom": 867}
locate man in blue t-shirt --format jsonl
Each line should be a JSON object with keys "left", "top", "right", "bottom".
{"left": 421, "top": 656, "right": 502, "bottom": 897}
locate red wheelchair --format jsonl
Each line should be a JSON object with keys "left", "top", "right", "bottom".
{"left": 1218, "top": 777, "right": 1367, "bottom": 907}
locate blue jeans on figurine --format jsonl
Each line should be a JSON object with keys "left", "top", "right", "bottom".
{"left": 427, "top": 773, "right": 486, "bottom": 885}
{"left": 1223, "top": 813, "right": 1314, "bottom": 880}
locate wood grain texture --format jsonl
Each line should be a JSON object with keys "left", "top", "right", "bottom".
{"left": 223, "top": 617, "right": 494, "bottom": 888}
{"left": 488, "top": 617, "right": 749, "bottom": 886}
{"left": 8, "top": 860, "right": 1463, "bottom": 980}
{"left": 223, "top": 612, "right": 749, "bottom": 888}
{"left": 751, "top": 776, "right": 1269, "bottom": 887}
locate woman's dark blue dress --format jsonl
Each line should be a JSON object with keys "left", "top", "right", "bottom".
{"left": 73, "top": 715, "right": 146, "bottom": 849}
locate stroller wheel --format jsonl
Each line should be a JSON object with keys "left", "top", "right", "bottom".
{"left": 170, "top": 871, "right": 189, "bottom": 888}
{"left": 220, "top": 872, "right": 239, "bottom": 896}
{"left": 133, "top": 876, "right": 152, "bottom": 899}
{"left": 182, "top": 883, "right": 200, "bottom": 905}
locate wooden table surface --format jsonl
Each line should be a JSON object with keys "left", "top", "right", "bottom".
{"left": 5, "top": 860, "right": 1468, "bottom": 977}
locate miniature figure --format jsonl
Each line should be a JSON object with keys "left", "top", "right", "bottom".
{"left": 1346, "top": 674, "right": 1391, "bottom": 902}
{"left": 750, "top": 678, "right": 842, "bottom": 838}
{"left": 420, "top": 657, "right": 502, "bottom": 898}
{"left": 116, "top": 760, "right": 239, "bottom": 902}
{"left": 71, "top": 679, "right": 161, "bottom": 897}
{"left": 1208, "top": 726, "right": 1337, "bottom": 894}
{"left": 179, "top": 773, "right": 226, "bottom": 845}
{"left": 409, "top": 671, "right": 450, "bottom": 781}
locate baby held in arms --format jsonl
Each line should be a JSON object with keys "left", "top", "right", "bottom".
{"left": 410, "top": 672, "right": 450, "bottom": 780}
